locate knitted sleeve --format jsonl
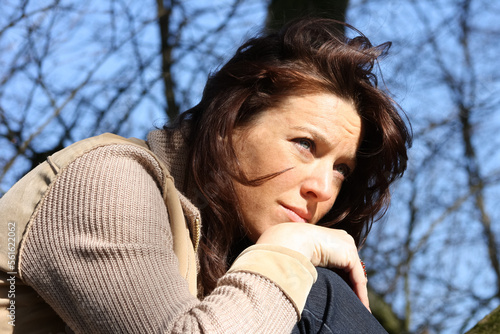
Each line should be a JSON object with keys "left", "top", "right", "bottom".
{"left": 18, "top": 144, "right": 304, "bottom": 333}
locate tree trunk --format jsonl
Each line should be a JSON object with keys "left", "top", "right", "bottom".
{"left": 156, "top": 0, "right": 179, "bottom": 121}
{"left": 266, "top": 0, "right": 349, "bottom": 31}
{"left": 465, "top": 306, "right": 500, "bottom": 334}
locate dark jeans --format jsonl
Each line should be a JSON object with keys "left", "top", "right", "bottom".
{"left": 292, "top": 268, "right": 388, "bottom": 334}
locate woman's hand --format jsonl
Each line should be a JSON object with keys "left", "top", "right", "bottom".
{"left": 256, "top": 222, "right": 370, "bottom": 311}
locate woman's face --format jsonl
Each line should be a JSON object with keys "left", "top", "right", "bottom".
{"left": 232, "top": 93, "right": 363, "bottom": 242}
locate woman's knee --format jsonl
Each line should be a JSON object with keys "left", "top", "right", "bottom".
{"left": 314, "top": 268, "right": 353, "bottom": 297}
{"left": 294, "top": 268, "right": 388, "bottom": 334}
{"left": 302, "top": 268, "right": 354, "bottom": 318}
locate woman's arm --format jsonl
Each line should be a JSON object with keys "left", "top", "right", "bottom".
{"left": 18, "top": 144, "right": 305, "bottom": 333}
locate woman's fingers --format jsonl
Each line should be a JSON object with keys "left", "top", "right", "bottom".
{"left": 349, "top": 258, "right": 371, "bottom": 312}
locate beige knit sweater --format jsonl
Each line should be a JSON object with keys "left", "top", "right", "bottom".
{"left": 0, "top": 129, "right": 317, "bottom": 333}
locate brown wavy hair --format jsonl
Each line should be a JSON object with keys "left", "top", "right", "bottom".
{"left": 171, "top": 18, "right": 411, "bottom": 295}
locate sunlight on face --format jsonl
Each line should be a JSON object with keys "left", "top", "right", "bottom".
{"left": 232, "top": 93, "right": 363, "bottom": 242}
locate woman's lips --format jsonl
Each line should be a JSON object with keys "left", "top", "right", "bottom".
{"left": 282, "top": 205, "right": 309, "bottom": 223}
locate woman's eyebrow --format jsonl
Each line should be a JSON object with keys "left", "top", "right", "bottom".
{"left": 292, "top": 126, "right": 329, "bottom": 144}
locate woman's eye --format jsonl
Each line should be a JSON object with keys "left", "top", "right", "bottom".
{"left": 335, "top": 164, "right": 351, "bottom": 177}
{"left": 295, "top": 138, "right": 314, "bottom": 151}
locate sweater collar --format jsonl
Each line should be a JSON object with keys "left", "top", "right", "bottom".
{"left": 147, "top": 128, "right": 189, "bottom": 191}
{"left": 147, "top": 127, "right": 200, "bottom": 229}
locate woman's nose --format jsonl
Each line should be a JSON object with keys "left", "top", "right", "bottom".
{"left": 300, "top": 166, "right": 337, "bottom": 202}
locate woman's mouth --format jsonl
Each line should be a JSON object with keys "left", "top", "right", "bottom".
{"left": 281, "top": 205, "right": 310, "bottom": 223}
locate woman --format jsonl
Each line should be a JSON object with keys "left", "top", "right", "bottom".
{"left": 0, "top": 18, "right": 410, "bottom": 333}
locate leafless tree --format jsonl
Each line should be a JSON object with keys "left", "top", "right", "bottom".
{"left": 348, "top": 0, "right": 500, "bottom": 333}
